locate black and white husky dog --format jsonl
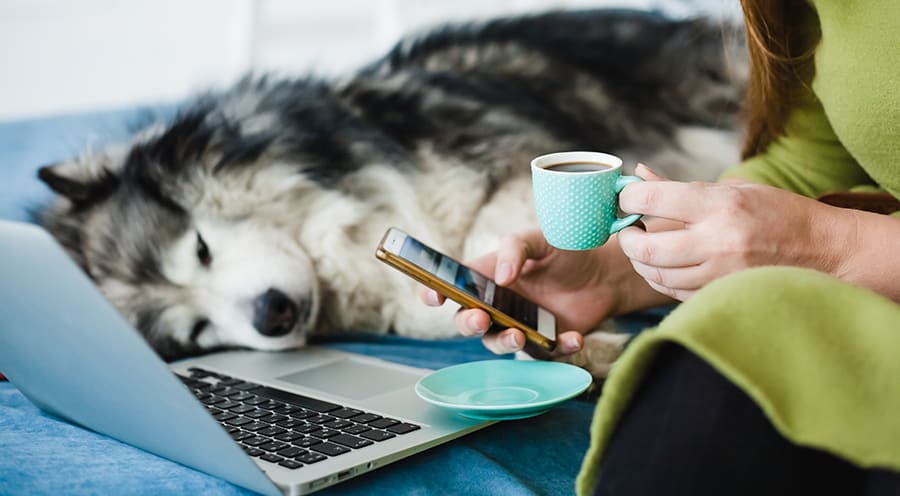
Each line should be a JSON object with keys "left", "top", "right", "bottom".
{"left": 37, "top": 10, "right": 746, "bottom": 375}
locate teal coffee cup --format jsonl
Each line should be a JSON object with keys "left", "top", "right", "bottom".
{"left": 531, "top": 151, "right": 643, "bottom": 251}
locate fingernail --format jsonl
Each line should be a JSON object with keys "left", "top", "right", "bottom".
{"left": 504, "top": 333, "right": 520, "bottom": 350}
{"left": 427, "top": 290, "right": 440, "bottom": 305}
{"left": 496, "top": 262, "right": 512, "bottom": 284}
{"left": 637, "top": 163, "right": 659, "bottom": 176}
{"left": 566, "top": 335, "right": 581, "bottom": 350}
{"left": 467, "top": 314, "right": 485, "bottom": 333}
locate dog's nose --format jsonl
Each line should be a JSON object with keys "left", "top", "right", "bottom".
{"left": 252, "top": 289, "right": 299, "bottom": 337}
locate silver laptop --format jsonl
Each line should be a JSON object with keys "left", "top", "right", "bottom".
{"left": 0, "top": 220, "right": 491, "bottom": 495}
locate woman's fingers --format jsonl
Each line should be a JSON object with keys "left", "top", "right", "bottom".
{"left": 482, "top": 328, "right": 524, "bottom": 354}
{"left": 619, "top": 180, "right": 713, "bottom": 222}
{"left": 454, "top": 308, "right": 491, "bottom": 337}
{"left": 618, "top": 228, "right": 709, "bottom": 268}
{"left": 494, "top": 229, "right": 552, "bottom": 285}
{"left": 635, "top": 162, "right": 667, "bottom": 181}
{"left": 628, "top": 260, "right": 713, "bottom": 291}
{"left": 481, "top": 328, "right": 585, "bottom": 356}
{"left": 418, "top": 287, "right": 445, "bottom": 306}
{"left": 643, "top": 279, "right": 697, "bottom": 302}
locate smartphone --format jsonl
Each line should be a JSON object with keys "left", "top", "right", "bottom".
{"left": 375, "top": 227, "right": 556, "bottom": 352}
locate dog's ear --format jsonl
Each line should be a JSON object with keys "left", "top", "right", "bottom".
{"left": 37, "top": 158, "right": 120, "bottom": 204}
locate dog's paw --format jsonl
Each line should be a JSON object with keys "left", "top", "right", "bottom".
{"left": 557, "top": 331, "right": 633, "bottom": 380}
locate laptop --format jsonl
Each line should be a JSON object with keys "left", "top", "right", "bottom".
{"left": 0, "top": 220, "right": 491, "bottom": 495}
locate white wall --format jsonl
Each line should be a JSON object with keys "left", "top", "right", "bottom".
{"left": 0, "top": 0, "right": 740, "bottom": 122}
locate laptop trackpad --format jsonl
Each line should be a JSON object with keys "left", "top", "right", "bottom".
{"left": 278, "top": 358, "right": 421, "bottom": 400}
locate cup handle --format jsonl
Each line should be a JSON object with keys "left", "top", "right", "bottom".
{"left": 609, "top": 175, "right": 644, "bottom": 234}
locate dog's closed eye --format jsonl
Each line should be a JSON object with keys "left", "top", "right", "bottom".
{"left": 196, "top": 233, "right": 212, "bottom": 267}
{"left": 190, "top": 318, "right": 210, "bottom": 342}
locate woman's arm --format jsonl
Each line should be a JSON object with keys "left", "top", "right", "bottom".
{"left": 617, "top": 177, "right": 900, "bottom": 303}
{"left": 833, "top": 209, "right": 900, "bottom": 302}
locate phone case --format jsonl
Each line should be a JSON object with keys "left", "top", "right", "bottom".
{"left": 375, "top": 233, "right": 555, "bottom": 352}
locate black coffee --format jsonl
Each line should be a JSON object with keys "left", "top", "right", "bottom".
{"left": 545, "top": 162, "right": 611, "bottom": 173}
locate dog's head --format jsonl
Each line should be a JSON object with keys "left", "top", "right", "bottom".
{"left": 36, "top": 94, "right": 341, "bottom": 361}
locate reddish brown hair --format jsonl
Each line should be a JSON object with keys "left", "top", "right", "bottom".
{"left": 739, "top": 0, "right": 820, "bottom": 159}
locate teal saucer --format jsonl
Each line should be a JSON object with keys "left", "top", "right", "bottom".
{"left": 414, "top": 360, "right": 593, "bottom": 420}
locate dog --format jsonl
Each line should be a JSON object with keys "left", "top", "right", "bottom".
{"left": 36, "top": 9, "right": 746, "bottom": 377}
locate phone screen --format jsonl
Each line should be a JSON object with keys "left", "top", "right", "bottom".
{"left": 397, "top": 236, "right": 539, "bottom": 329}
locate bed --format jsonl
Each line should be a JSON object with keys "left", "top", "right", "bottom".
{"left": 0, "top": 107, "right": 666, "bottom": 495}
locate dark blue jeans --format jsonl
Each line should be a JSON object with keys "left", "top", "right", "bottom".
{"left": 592, "top": 343, "right": 900, "bottom": 496}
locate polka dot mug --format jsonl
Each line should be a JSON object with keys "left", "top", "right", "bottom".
{"left": 531, "top": 151, "right": 643, "bottom": 251}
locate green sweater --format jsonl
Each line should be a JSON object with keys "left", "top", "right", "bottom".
{"left": 721, "top": 0, "right": 900, "bottom": 202}
{"left": 577, "top": 2, "right": 900, "bottom": 494}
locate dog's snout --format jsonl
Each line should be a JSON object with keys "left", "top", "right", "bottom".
{"left": 253, "top": 289, "right": 299, "bottom": 337}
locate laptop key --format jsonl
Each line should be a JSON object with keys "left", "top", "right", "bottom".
{"left": 342, "top": 424, "right": 371, "bottom": 435}
{"left": 260, "top": 441, "right": 288, "bottom": 453}
{"left": 272, "top": 405, "right": 301, "bottom": 415}
{"left": 229, "top": 404, "right": 257, "bottom": 414}
{"left": 214, "top": 411, "right": 238, "bottom": 422}
{"left": 262, "top": 414, "right": 288, "bottom": 424}
{"left": 306, "top": 415, "right": 335, "bottom": 424}
{"left": 231, "top": 431, "right": 255, "bottom": 442}
{"left": 278, "top": 459, "right": 303, "bottom": 470}
{"left": 324, "top": 419, "right": 353, "bottom": 430}
{"left": 276, "top": 418, "right": 306, "bottom": 429}
{"left": 243, "top": 447, "right": 265, "bottom": 457}
{"left": 275, "top": 431, "right": 306, "bottom": 443}
{"left": 368, "top": 418, "right": 399, "bottom": 429}
{"left": 244, "top": 396, "right": 271, "bottom": 406}
{"left": 232, "top": 382, "right": 262, "bottom": 391}
{"left": 259, "top": 401, "right": 286, "bottom": 412}
{"left": 277, "top": 446, "right": 306, "bottom": 458}
{"left": 215, "top": 400, "right": 241, "bottom": 410}
{"left": 243, "top": 436, "right": 269, "bottom": 447}
{"left": 296, "top": 452, "right": 327, "bottom": 464}
{"left": 188, "top": 367, "right": 214, "bottom": 378}
{"left": 260, "top": 454, "right": 284, "bottom": 464}
{"left": 293, "top": 437, "right": 322, "bottom": 448}
{"left": 225, "top": 417, "right": 254, "bottom": 427}
{"left": 350, "top": 413, "right": 381, "bottom": 424}
{"left": 257, "top": 426, "right": 287, "bottom": 437}
{"left": 330, "top": 434, "right": 374, "bottom": 449}
{"left": 289, "top": 410, "right": 315, "bottom": 420}
{"left": 245, "top": 410, "right": 273, "bottom": 420}
{"left": 201, "top": 396, "right": 228, "bottom": 406}
{"left": 310, "top": 429, "right": 341, "bottom": 439}
{"left": 243, "top": 422, "right": 269, "bottom": 432}
{"left": 310, "top": 443, "right": 350, "bottom": 457}
{"left": 329, "top": 407, "right": 363, "bottom": 419}
{"left": 226, "top": 391, "right": 255, "bottom": 401}
{"left": 360, "top": 430, "right": 396, "bottom": 442}
{"left": 388, "top": 423, "right": 421, "bottom": 435}
{"left": 295, "top": 424, "right": 321, "bottom": 434}
{"left": 251, "top": 386, "right": 341, "bottom": 413}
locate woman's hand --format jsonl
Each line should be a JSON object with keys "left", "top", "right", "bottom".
{"left": 420, "top": 228, "right": 669, "bottom": 356}
{"left": 616, "top": 168, "right": 856, "bottom": 301}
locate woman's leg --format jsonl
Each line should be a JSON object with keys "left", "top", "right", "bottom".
{"left": 591, "top": 343, "right": 864, "bottom": 496}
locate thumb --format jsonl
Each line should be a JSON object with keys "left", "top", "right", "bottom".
{"left": 635, "top": 163, "right": 667, "bottom": 181}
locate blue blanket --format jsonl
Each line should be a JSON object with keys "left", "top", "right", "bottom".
{"left": 0, "top": 109, "right": 664, "bottom": 495}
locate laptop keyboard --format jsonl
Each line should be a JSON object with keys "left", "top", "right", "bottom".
{"left": 177, "top": 367, "right": 421, "bottom": 470}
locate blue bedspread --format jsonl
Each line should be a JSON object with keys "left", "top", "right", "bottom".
{"left": 0, "top": 108, "right": 665, "bottom": 495}
{"left": 0, "top": 334, "right": 599, "bottom": 496}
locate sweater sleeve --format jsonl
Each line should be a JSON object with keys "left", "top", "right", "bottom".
{"left": 720, "top": 91, "right": 877, "bottom": 198}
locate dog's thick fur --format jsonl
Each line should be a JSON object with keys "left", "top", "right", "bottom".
{"left": 37, "top": 10, "right": 746, "bottom": 376}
